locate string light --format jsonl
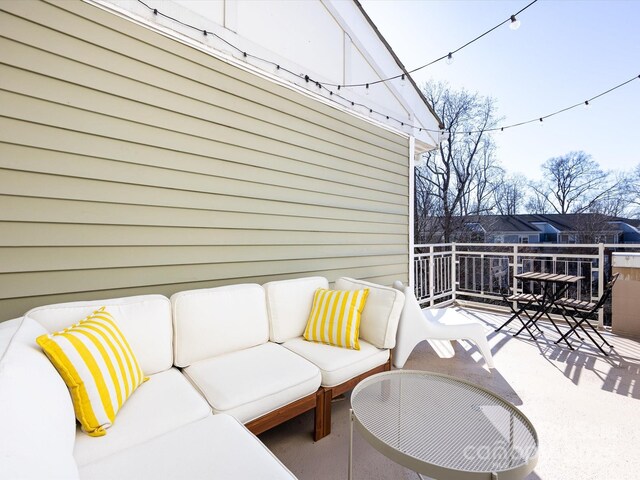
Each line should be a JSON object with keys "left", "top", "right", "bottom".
{"left": 483, "top": 74, "right": 640, "bottom": 134}
{"left": 509, "top": 15, "right": 521, "bottom": 30}
{"left": 135, "top": 1, "right": 638, "bottom": 137}
{"left": 322, "top": 0, "right": 538, "bottom": 89}
{"left": 446, "top": 52, "right": 454, "bottom": 65}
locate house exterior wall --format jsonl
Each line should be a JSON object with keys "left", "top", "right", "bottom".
{"left": 0, "top": 0, "right": 410, "bottom": 321}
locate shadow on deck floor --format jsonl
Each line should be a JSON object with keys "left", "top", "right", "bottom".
{"left": 260, "top": 309, "right": 640, "bottom": 480}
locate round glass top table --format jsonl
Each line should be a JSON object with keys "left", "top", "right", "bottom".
{"left": 349, "top": 370, "right": 538, "bottom": 480}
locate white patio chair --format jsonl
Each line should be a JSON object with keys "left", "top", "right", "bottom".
{"left": 392, "top": 281, "right": 495, "bottom": 369}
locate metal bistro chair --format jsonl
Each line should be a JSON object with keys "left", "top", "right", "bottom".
{"left": 554, "top": 273, "right": 620, "bottom": 355}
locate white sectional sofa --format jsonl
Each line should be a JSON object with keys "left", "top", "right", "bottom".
{"left": 0, "top": 276, "right": 404, "bottom": 479}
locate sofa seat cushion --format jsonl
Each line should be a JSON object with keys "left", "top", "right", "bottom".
{"left": 183, "top": 342, "right": 321, "bottom": 423}
{"left": 73, "top": 367, "right": 210, "bottom": 466}
{"left": 282, "top": 337, "right": 389, "bottom": 388}
{"left": 78, "top": 414, "right": 296, "bottom": 480}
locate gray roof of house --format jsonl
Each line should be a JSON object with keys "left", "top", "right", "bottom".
{"left": 463, "top": 214, "right": 639, "bottom": 233}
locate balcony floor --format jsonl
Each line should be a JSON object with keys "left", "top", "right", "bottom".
{"left": 260, "top": 308, "right": 640, "bottom": 480}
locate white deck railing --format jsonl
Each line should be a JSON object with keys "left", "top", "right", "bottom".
{"left": 412, "top": 243, "right": 640, "bottom": 328}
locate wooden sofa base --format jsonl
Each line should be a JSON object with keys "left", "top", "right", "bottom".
{"left": 318, "top": 356, "right": 392, "bottom": 439}
{"left": 245, "top": 356, "right": 392, "bottom": 441}
{"left": 245, "top": 389, "right": 324, "bottom": 439}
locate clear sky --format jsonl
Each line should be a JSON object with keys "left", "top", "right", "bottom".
{"left": 360, "top": 0, "right": 640, "bottom": 180}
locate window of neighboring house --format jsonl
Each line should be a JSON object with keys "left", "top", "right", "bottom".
{"left": 519, "top": 236, "right": 529, "bottom": 244}
{"left": 559, "top": 233, "right": 576, "bottom": 243}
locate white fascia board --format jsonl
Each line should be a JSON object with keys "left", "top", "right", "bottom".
{"left": 531, "top": 221, "right": 560, "bottom": 233}
{"left": 464, "top": 222, "right": 487, "bottom": 233}
{"left": 322, "top": 0, "right": 440, "bottom": 148}
{"left": 608, "top": 221, "right": 638, "bottom": 233}
{"left": 88, "top": 0, "right": 413, "bottom": 141}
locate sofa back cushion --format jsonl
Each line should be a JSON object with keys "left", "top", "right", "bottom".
{"left": 0, "top": 317, "right": 79, "bottom": 479}
{"left": 172, "top": 284, "right": 269, "bottom": 367}
{"left": 334, "top": 277, "right": 405, "bottom": 349}
{"left": 25, "top": 295, "right": 172, "bottom": 376}
{"left": 263, "top": 277, "right": 329, "bottom": 343}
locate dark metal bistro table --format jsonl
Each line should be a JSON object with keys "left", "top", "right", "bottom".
{"left": 349, "top": 370, "right": 539, "bottom": 480}
{"left": 496, "top": 272, "right": 583, "bottom": 349}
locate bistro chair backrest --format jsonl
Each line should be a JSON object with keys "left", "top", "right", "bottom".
{"left": 592, "top": 272, "right": 621, "bottom": 312}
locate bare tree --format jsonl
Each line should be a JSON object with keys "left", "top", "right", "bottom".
{"left": 625, "top": 164, "right": 640, "bottom": 218}
{"left": 530, "top": 151, "right": 609, "bottom": 214}
{"left": 414, "top": 167, "right": 442, "bottom": 243}
{"left": 524, "top": 188, "right": 551, "bottom": 214}
{"left": 493, "top": 174, "right": 527, "bottom": 215}
{"left": 466, "top": 139, "right": 504, "bottom": 216}
{"left": 416, "top": 82, "right": 502, "bottom": 242}
{"left": 589, "top": 170, "right": 632, "bottom": 217}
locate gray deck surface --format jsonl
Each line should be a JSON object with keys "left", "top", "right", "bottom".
{"left": 260, "top": 309, "right": 640, "bottom": 480}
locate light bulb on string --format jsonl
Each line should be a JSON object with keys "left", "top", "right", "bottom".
{"left": 137, "top": 1, "right": 640, "bottom": 139}
{"left": 365, "top": 83, "right": 370, "bottom": 96}
{"left": 584, "top": 100, "right": 591, "bottom": 109}
{"left": 509, "top": 15, "right": 521, "bottom": 30}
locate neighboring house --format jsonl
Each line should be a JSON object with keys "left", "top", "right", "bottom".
{"left": 422, "top": 214, "right": 640, "bottom": 244}
{"left": 0, "top": 0, "right": 441, "bottom": 321}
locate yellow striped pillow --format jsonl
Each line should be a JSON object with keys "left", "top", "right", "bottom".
{"left": 36, "top": 307, "right": 147, "bottom": 437}
{"left": 303, "top": 288, "right": 369, "bottom": 350}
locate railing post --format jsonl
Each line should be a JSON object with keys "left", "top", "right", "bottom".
{"left": 598, "top": 243, "right": 605, "bottom": 329}
{"left": 451, "top": 243, "right": 457, "bottom": 304}
{"left": 480, "top": 253, "right": 485, "bottom": 296}
{"left": 409, "top": 245, "right": 415, "bottom": 290}
{"left": 429, "top": 245, "right": 435, "bottom": 307}
{"left": 512, "top": 245, "right": 519, "bottom": 311}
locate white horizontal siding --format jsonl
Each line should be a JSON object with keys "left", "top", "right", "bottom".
{"left": 0, "top": 0, "right": 409, "bottom": 320}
